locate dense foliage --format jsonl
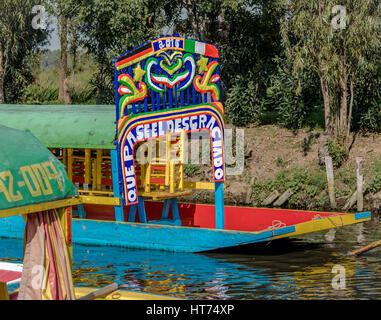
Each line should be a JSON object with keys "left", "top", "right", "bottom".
{"left": 1, "top": 0, "right": 380, "bottom": 137}
{"left": 0, "top": 0, "right": 49, "bottom": 103}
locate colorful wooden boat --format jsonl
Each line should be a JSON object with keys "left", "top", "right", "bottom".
{"left": 0, "top": 125, "right": 176, "bottom": 300}
{"left": 0, "top": 202, "right": 371, "bottom": 252}
{"left": 0, "top": 262, "right": 176, "bottom": 300}
{"left": 0, "top": 35, "right": 371, "bottom": 253}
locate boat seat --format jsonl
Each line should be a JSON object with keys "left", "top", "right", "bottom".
{"left": 139, "top": 130, "right": 189, "bottom": 200}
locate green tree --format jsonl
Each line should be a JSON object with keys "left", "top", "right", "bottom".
{"left": 174, "top": 0, "right": 284, "bottom": 124}
{"left": 279, "top": 0, "right": 380, "bottom": 148}
{"left": 46, "top": 0, "right": 82, "bottom": 104}
{"left": 77, "top": 0, "right": 174, "bottom": 104}
{"left": 0, "top": 0, "right": 49, "bottom": 103}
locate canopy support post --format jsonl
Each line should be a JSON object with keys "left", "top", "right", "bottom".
{"left": 111, "top": 149, "right": 124, "bottom": 222}
{"left": 215, "top": 181, "right": 224, "bottom": 229}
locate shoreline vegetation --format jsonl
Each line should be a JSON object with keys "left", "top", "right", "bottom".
{"left": 182, "top": 125, "right": 381, "bottom": 215}
{"left": 16, "top": 50, "right": 381, "bottom": 215}
{"left": 1, "top": 1, "right": 379, "bottom": 215}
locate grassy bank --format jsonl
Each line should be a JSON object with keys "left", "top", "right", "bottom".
{"left": 183, "top": 125, "right": 381, "bottom": 214}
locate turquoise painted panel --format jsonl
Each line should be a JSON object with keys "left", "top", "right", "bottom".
{"left": 0, "top": 215, "right": 25, "bottom": 239}
{"left": 0, "top": 215, "right": 274, "bottom": 252}
{"left": 71, "top": 219, "right": 274, "bottom": 252}
{"left": 354, "top": 212, "right": 371, "bottom": 220}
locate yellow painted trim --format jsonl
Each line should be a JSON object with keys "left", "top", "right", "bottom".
{"left": 139, "top": 190, "right": 192, "bottom": 200}
{"left": 116, "top": 51, "right": 155, "bottom": 71}
{"left": 78, "top": 189, "right": 114, "bottom": 196}
{"left": 57, "top": 206, "right": 73, "bottom": 267}
{"left": 67, "top": 148, "right": 73, "bottom": 181}
{"left": 79, "top": 195, "right": 120, "bottom": 206}
{"left": 74, "top": 287, "right": 180, "bottom": 300}
{"left": 0, "top": 282, "right": 9, "bottom": 300}
{"left": 273, "top": 214, "right": 371, "bottom": 240}
{"left": 183, "top": 181, "right": 215, "bottom": 190}
{"left": 96, "top": 149, "right": 102, "bottom": 190}
{"left": 84, "top": 149, "right": 91, "bottom": 185}
{"left": 0, "top": 197, "right": 81, "bottom": 218}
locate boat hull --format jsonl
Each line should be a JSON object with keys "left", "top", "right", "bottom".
{"left": 0, "top": 204, "right": 371, "bottom": 252}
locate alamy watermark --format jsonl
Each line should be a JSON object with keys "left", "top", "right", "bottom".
{"left": 134, "top": 128, "right": 245, "bottom": 176}
{"left": 31, "top": 5, "right": 47, "bottom": 30}
{"left": 331, "top": 5, "right": 347, "bottom": 30}
{"left": 331, "top": 265, "right": 346, "bottom": 290}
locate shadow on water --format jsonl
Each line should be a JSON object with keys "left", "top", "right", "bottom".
{"left": 206, "top": 238, "right": 323, "bottom": 255}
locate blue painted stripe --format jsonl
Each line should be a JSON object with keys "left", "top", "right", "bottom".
{"left": 114, "top": 65, "right": 120, "bottom": 121}
{"left": 272, "top": 225, "right": 296, "bottom": 236}
{"left": 111, "top": 149, "right": 124, "bottom": 222}
{"left": 156, "top": 91, "right": 161, "bottom": 110}
{"left": 0, "top": 213, "right": 372, "bottom": 253}
{"left": 180, "top": 90, "right": 184, "bottom": 107}
{"left": 354, "top": 212, "right": 371, "bottom": 220}
{"left": 192, "top": 84, "right": 196, "bottom": 105}
{"left": 215, "top": 182, "right": 224, "bottom": 229}
{"left": 174, "top": 86, "right": 178, "bottom": 108}
{"left": 137, "top": 197, "right": 147, "bottom": 223}
{"left": 168, "top": 88, "right": 172, "bottom": 108}
{"left": 151, "top": 90, "right": 156, "bottom": 111}
{"left": 70, "top": 219, "right": 274, "bottom": 252}
{"left": 128, "top": 66, "right": 137, "bottom": 114}
{"left": 128, "top": 204, "right": 137, "bottom": 222}
{"left": 163, "top": 88, "right": 166, "bottom": 109}
{"left": 216, "top": 60, "right": 221, "bottom": 102}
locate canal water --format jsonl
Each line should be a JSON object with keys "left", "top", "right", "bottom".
{"left": 1, "top": 218, "right": 380, "bottom": 300}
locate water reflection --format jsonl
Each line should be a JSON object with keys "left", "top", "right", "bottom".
{"left": 0, "top": 219, "right": 380, "bottom": 299}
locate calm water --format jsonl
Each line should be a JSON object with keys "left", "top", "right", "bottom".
{"left": 1, "top": 218, "right": 380, "bottom": 300}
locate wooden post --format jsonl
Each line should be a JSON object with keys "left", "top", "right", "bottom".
{"left": 171, "top": 198, "right": 181, "bottom": 225}
{"left": 111, "top": 149, "right": 124, "bottom": 222}
{"left": 356, "top": 157, "right": 363, "bottom": 211}
{"left": 273, "top": 188, "right": 293, "bottom": 207}
{"left": 59, "top": 206, "right": 73, "bottom": 267}
{"left": 325, "top": 156, "right": 336, "bottom": 209}
{"left": 84, "top": 149, "right": 91, "bottom": 185}
{"left": 96, "top": 149, "right": 102, "bottom": 190}
{"left": 77, "top": 282, "right": 119, "bottom": 300}
{"left": 62, "top": 148, "right": 67, "bottom": 167}
{"left": 67, "top": 148, "right": 73, "bottom": 182}
{"left": 137, "top": 196, "right": 147, "bottom": 223}
{"left": 262, "top": 190, "right": 280, "bottom": 206}
{"left": 215, "top": 181, "right": 224, "bottom": 229}
{"left": 0, "top": 282, "right": 9, "bottom": 300}
{"left": 349, "top": 240, "right": 381, "bottom": 256}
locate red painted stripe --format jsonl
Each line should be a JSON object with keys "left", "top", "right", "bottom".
{"left": 0, "top": 270, "right": 22, "bottom": 283}
{"left": 151, "top": 166, "right": 165, "bottom": 170}
{"left": 204, "top": 44, "right": 219, "bottom": 58}
{"left": 83, "top": 201, "right": 348, "bottom": 232}
{"left": 150, "top": 178, "right": 165, "bottom": 184}
{"left": 101, "top": 179, "right": 113, "bottom": 186}
{"left": 115, "top": 47, "right": 153, "bottom": 68}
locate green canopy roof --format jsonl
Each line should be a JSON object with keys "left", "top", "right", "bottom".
{"left": 0, "top": 104, "right": 116, "bottom": 149}
{"left": 0, "top": 125, "right": 77, "bottom": 210}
